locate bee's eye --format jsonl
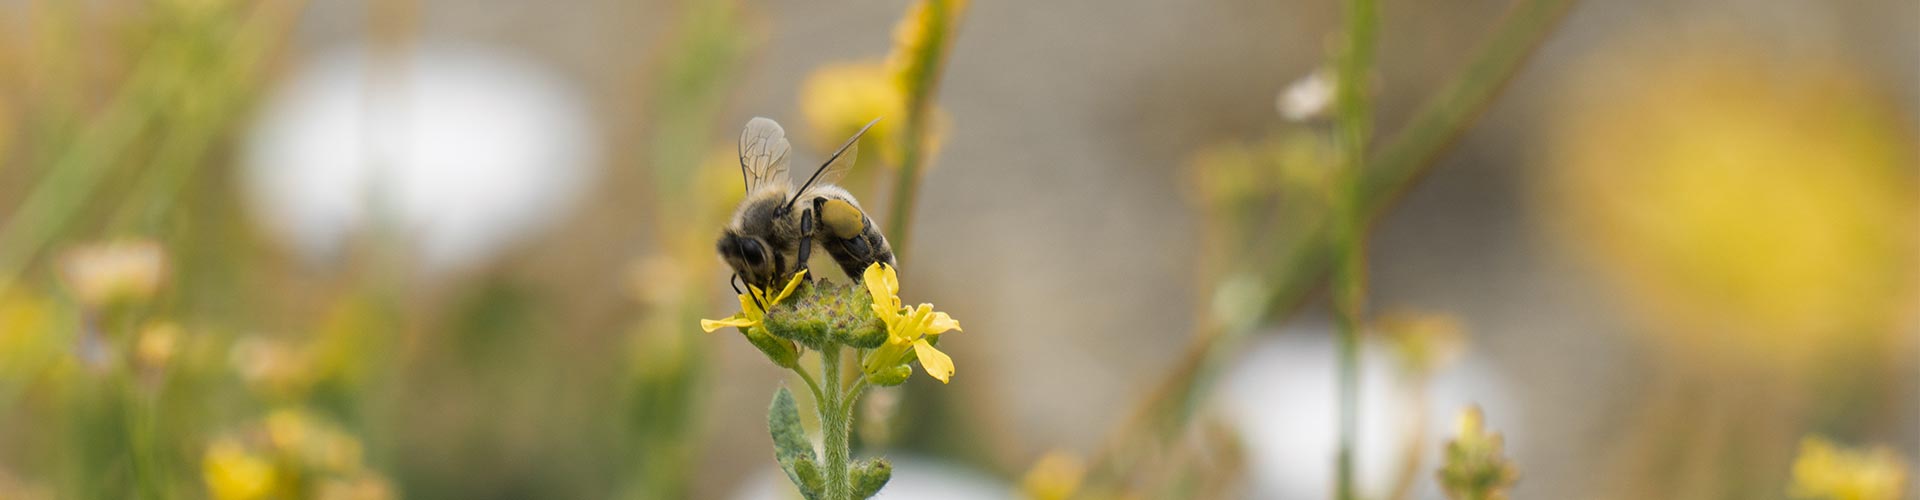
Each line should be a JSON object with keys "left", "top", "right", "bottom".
{"left": 740, "top": 238, "right": 766, "bottom": 266}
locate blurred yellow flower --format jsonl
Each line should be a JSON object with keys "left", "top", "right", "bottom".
{"left": 134, "top": 321, "right": 181, "bottom": 370}
{"left": 203, "top": 439, "right": 278, "bottom": 500}
{"left": 797, "top": 0, "right": 963, "bottom": 170}
{"left": 862, "top": 263, "right": 961, "bottom": 383}
{"left": 205, "top": 410, "right": 387, "bottom": 500}
{"left": 1789, "top": 436, "right": 1908, "bottom": 500}
{"left": 0, "top": 290, "right": 57, "bottom": 380}
{"left": 1185, "top": 131, "right": 1339, "bottom": 209}
{"left": 1541, "top": 41, "right": 1918, "bottom": 366}
{"left": 1436, "top": 406, "right": 1517, "bottom": 500}
{"left": 268, "top": 408, "right": 365, "bottom": 474}
{"left": 57, "top": 240, "right": 167, "bottom": 308}
{"left": 801, "top": 61, "right": 906, "bottom": 165}
{"left": 230, "top": 336, "right": 315, "bottom": 397}
{"left": 317, "top": 475, "right": 394, "bottom": 500}
{"left": 700, "top": 269, "right": 808, "bottom": 334}
{"left": 1374, "top": 309, "right": 1464, "bottom": 378}
{"left": 1020, "top": 451, "right": 1086, "bottom": 500}
{"left": 886, "top": 0, "right": 969, "bottom": 93}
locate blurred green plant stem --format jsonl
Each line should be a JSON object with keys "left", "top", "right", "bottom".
{"left": 0, "top": 1, "right": 303, "bottom": 291}
{"left": 1329, "top": 0, "right": 1380, "bottom": 496}
{"left": 883, "top": 0, "right": 962, "bottom": 262}
{"left": 1084, "top": 0, "right": 1579, "bottom": 492}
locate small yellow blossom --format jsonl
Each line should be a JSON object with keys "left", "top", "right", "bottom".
{"left": 0, "top": 290, "right": 57, "bottom": 381}
{"left": 1436, "top": 406, "right": 1517, "bottom": 500}
{"left": 862, "top": 263, "right": 961, "bottom": 383}
{"left": 700, "top": 270, "right": 809, "bottom": 333}
{"left": 135, "top": 321, "right": 182, "bottom": 370}
{"left": 317, "top": 475, "right": 395, "bottom": 500}
{"left": 801, "top": 62, "right": 906, "bottom": 165}
{"left": 1375, "top": 310, "right": 1464, "bottom": 378}
{"left": 798, "top": 0, "right": 964, "bottom": 171}
{"left": 58, "top": 239, "right": 167, "bottom": 308}
{"left": 203, "top": 438, "right": 278, "bottom": 500}
{"left": 885, "top": 0, "right": 969, "bottom": 93}
{"left": 268, "top": 408, "right": 367, "bottom": 474}
{"left": 1789, "top": 436, "right": 1908, "bottom": 500}
{"left": 1020, "top": 451, "right": 1086, "bottom": 500}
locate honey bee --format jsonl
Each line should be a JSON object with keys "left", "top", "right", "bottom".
{"left": 717, "top": 117, "right": 895, "bottom": 296}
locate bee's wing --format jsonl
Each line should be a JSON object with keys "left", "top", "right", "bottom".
{"left": 808, "top": 140, "right": 857, "bottom": 188}
{"left": 793, "top": 117, "right": 878, "bottom": 192}
{"left": 739, "top": 117, "right": 792, "bottom": 192}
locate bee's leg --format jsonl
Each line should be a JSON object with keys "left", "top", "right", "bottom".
{"left": 794, "top": 206, "right": 816, "bottom": 281}
{"left": 730, "top": 274, "right": 744, "bottom": 295}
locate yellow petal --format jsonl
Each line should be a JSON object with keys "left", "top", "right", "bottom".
{"left": 903, "top": 304, "right": 934, "bottom": 338}
{"left": 864, "top": 263, "right": 899, "bottom": 310}
{"left": 772, "top": 270, "right": 809, "bottom": 303}
{"left": 926, "top": 310, "right": 962, "bottom": 334}
{"left": 872, "top": 303, "right": 900, "bottom": 324}
{"left": 700, "top": 315, "right": 756, "bottom": 333}
{"left": 912, "top": 339, "right": 954, "bottom": 383}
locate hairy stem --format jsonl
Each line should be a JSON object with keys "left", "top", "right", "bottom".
{"left": 820, "top": 347, "right": 852, "bottom": 500}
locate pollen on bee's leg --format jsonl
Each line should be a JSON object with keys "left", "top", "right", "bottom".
{"left": 820, "top": 199, "right": 868, "bottom": 239}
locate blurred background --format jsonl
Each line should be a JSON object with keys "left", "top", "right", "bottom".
{"left": 0, "top": 0, "right": 1913, "bottom": 499}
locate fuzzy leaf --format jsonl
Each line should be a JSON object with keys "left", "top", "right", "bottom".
{"left": 852, "top": 457, "right": 893, "bottom": 499}
{"left": 769, "top": 388, "right": 822, "bottom": 499}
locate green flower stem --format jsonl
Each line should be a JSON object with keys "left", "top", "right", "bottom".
{"left": 884, "top": 0, "right": 960, "bottom": 261}
{"left": 1332, "top": 0, "right": 1379, "bottom": 496}
{"left": 795, "top": 364, "right": 827, "bottom": 409}
{"left": 820, "top": 347, "right": 853, "bottom": 500}
{"left": 1081, "top": 0, "right": 1577, "bottom": 489}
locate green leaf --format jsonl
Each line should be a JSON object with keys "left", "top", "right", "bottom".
{"left": 851, "top": 457, "right": 893, "bottom": 499}
{"left": 769, "top": 387, "right": 822, "bottom": 499}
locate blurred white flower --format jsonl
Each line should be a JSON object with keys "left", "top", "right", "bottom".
{"left": 242, "top": 43, "right": 599, "bottom": 271}
{"left": 58, "top": 239, "right": 166, "bottom": 308}
{"left": 1278, "top": 68, "right": 1335, "bottom": 122}
{"left": 1219, "top": 326, "right": 1518, "bottom": 500}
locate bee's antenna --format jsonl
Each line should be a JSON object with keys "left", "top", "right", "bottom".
{"left": 729, "top": 274, "right": 744, "bottom": 295}
{"left": 785, "top": 117, "right": 881, "bottom": 212}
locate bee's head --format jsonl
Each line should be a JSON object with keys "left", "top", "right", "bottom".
{"left": 717, "top": 230, "right": 779, "bottom": 289}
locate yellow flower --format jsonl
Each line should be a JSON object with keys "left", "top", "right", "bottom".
{"left": 203, "top": 438, "right": 278, "bottom": 500}
{"left": 700, "top": 270, "right": 809, "bottom": 333}
{"left": 1374, "top": 310, "right": 1464, "bottom": 379}
{"left": 57, "top": 239, "right": 167, "bottom": 308}
{"left": 862, "top": 263, "right": 961, "bottom": 383}
{"left": 801, "top": 62, "right": 906, "bottom": 165}
{"left": 134, "top": 321, "right": 182, "bottom": 371}
{"left": 0, "top": 290, "right": 57, "bottom": 382}
{"left": 1789, "top": 436, "right": 1908, "bottom": 500}
{"left": 317, "top": 475, "right": 395, "bottom": 500}
{"left": 1540, "top": 38, "right": 1917, "bottom": 368}
{"left": 1436, "top": 406, "right": 1517, "bottom": 500}
{"left": 885, "top": 0, "right": 969, "bottom": 94}
{"left": 1020, "top": 451, "right": 1086, "bottom": 500}
{"left": 267, "top": 408, "right": 366, "bottom": 474}
{"left": 797, "top": 0, "right": 964, "bottom": 171}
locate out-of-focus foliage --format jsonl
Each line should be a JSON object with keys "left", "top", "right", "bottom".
{"left": 0, "top": 0, "right": 1912, "bottom": 499}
